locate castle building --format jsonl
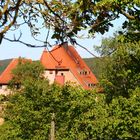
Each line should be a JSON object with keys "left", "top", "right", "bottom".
{"left": 41, "top": 44, "right": 98, "bottom": 89}
{"left": 0, "top": 58, "right": 21, "bottom": 95}
{"left": 0, "top": 44, "right": 98, "bottom": 95}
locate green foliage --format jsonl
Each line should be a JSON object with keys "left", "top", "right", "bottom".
{"left": 55, "top": 85, "right": 107, "bottom": 139}
{"left": 4, "top": 79, "right": 52, "bottom": 139}
{"left": 46, "top": 0, "right": 140, "bottom": 41}
{"left": 0, "top": 122, "right": 22, "bottom": 140}
{"left": 0, "top": 51, "right": 140, "bottom": 139}
{"left": 0, "top": 77, "right": 105, "bottom": 139}
{"left": 1, "top": 0, "right": 140, "bottom": 43}
{"left": 95, "top": 35, "right": 121, "bottom": 56}
{"left": 9, "top": 60, "right": 44, "bottom": 89}
{"left": 84, "top": 57, "right": 108, "bottom": 80}
{"left": 107, "top": 88, "right": 140, "bottom": 139}
{"left": 110, "top": 42, "right": 139, "bottom": 98}
{"left": 1, "top": 80, "right": 140, "bottom": 139}
{"left": 96, "top": 35, "right": 140, "bottom": 99}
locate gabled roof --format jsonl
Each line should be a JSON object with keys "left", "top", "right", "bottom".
{"left": 40, "top": 44, "right": 98, "bottom": 89}
{"left": 0, "top": 44, "right": 98, "bottom": 90}
{"left": 0, "top": 59, "right": 12, "bottom": 74}
{"left": 40, "top": 47, "right": 69, "bottom": 70}
{"left": 40, "top": 49, "right": 58, "bottom": 69}
{"left": 0, "top": 58, "right": 31, "bottom": 84}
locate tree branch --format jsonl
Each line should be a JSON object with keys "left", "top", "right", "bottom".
{"left": 92, "top": 13, "right": 118, "bottom": 29}
{"left": 115, "top": 4, "right": 137, "bottom": 20}
{"left": 1, "top": 0, "right": 10, "bottom": 17}
{"left": 43, "top": 0, "right": 67, "bottom": 24}
{"left": 0, "top": 0, "right": 22, "bottom": 35}
{"left": 120, "top": 9, "right": 135, "bottom": 20}
{"left": 75, "top": 42, "right": 98, "bottom": 58}
{"left": 4, "top": 36, "right": 46, "bottom": 48}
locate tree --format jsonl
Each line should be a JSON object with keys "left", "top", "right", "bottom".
{"left": 0, "top": 0, "right": 22, "bottom": 43}
{"left": 0, "top": 80, "right": 108, "bottom": 139}
{"left": 95, "top": 34, "right": 140, "bottom": 100}
{"left": 9, "top": 59, "right": 44, "bottom": 89}
{"left": 107, "top": 87, "right": 140, "bottom": 139}
{"left": 1, "top": 77, "right": 140, "bottom": 139}
{"left": 0, "top": 59, "right": 106, "bottom": 139}
{"left": 1, "top": 0, "right": 140, "bottom": 46}
{"left": 0, "top": 59, "right": 140, "bottom": 139}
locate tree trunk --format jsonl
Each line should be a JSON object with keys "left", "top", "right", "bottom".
{"left": 50, "top": 113, "right": 55, "bottom": 140}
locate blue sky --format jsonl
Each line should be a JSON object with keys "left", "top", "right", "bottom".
{"left": 0, "top": 16, "right": 125, "bottom": 60}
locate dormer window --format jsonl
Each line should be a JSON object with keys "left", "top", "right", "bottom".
{"left": 84, "top": 71, "right": 87, "bottom": 75}
{"left": 79, "top": 70, "right": 88, "bottom": 75}
{"left": 88, "top": 83, "right": 95, "bottom": 87}
{"left": 88, "top": 83, "right": 91, "bottom": 87}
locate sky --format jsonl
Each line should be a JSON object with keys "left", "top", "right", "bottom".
{"left": 0, "top": 16, "right": 125, "bottom": 60}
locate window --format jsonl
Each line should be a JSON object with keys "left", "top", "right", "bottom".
{"left": 79, "top": 70, "right": 87, "bottom": 75}
{"left": 49, "top": 71, "right": 53, "bottom": 74}
{"left": 91, "top": 83, "right": 94, "bottom": 87}
{"left": 84, "top": 71, "right": 87, "bottom": 75}
{"left": 88, "top": 83, "right": 95, "bottom": 87}
{"left": 88, "top": 83, "right": 91, "bottom": 87}
{"left": 0, "top": 85, "right": 2, "bottom": 89}
{"left": 61, "top": 73, "right": 64, "bottom": 76}
{"left": 15, "top": 84, "right": 21, "bottom": 89}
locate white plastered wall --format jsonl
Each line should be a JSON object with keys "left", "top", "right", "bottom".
{"left": 44, "top": 69, "right": 79, "bottom": 85}
{"left": 0, "top": 85, "right": 11, "bottom": 96}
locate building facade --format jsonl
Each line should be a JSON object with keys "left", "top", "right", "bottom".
{"left": 0, "top": 44, "right": 98, "bottom": 95}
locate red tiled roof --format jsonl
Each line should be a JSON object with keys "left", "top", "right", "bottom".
{"left": 0, "top": 58, "right": 31, "bottom": 84}
{"left": 40, "top": 44, "right": 98, "bottom": 89}
{"left": 40, "top": 49, "right": 58, "bottom": 69}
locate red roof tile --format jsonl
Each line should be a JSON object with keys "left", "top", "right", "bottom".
{"left": 40, "top": 50, "right": 58, "bottom": 69}
{"left": 0, "top": 44, "right": 98, "bottom": 90}
{"left": 40, "top": 44, "right": 98, "bottom": 89}
{"left": 0, "top": 58, "right": 31, "bottom": 84}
